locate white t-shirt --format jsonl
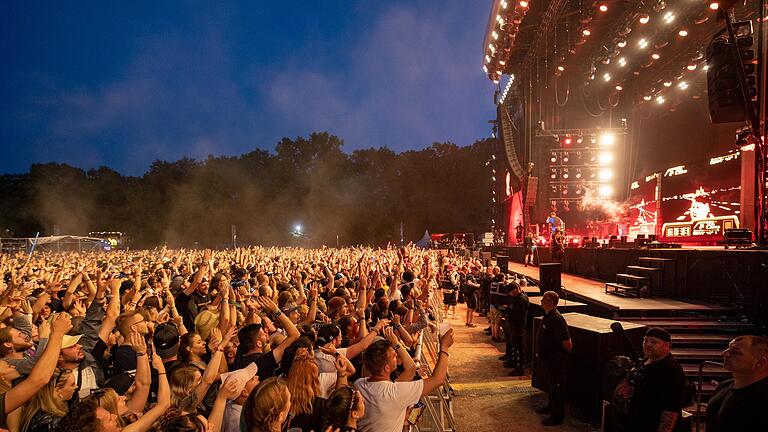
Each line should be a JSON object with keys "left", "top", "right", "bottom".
{"left": 77, "top": 366, "right": 98, "bottom": 399}
{"left": 314, "top": 347, "right": 348, "bottom": 373}
{"left": 223, "top": 401, "right": 242, "bottom": 432}
{"left": 354, "top": 378, "right": 424, "bottom": 432}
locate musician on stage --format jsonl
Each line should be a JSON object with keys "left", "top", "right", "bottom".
{"left": 546, "top": 211, "right": 564, "bottom": 237}
{"left": 551, "top": 229, "right": 564, "bottom": 263}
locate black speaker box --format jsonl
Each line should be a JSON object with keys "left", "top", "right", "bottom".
{"left": 496, "top": 255, "right": 509, "bottom": 273}
{"left": 539, "top": 263, "right": 561, "bottom": 294}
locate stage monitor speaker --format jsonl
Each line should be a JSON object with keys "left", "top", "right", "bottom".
{"left": 539, "top": 263, "right": 561, "bottom": 294}
{"left": 497, "top": 255, "right": 509, "bottom": 273}
{"left": 525, "top": 177, "right": 538, "bottom": 207}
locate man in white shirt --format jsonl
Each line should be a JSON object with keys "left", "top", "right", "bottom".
{"left": 355, "top": 327, "right": 454, "bottom": 432}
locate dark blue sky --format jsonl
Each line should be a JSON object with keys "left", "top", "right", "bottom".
{"left": 1, "top": 1, "right": 495, "bottom": 175}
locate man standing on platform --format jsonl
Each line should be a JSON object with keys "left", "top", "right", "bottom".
{"left": 501, "top": 281, "right": 528, "bottom": 376}
{"left": 524, "top": 231, "right": 535, "bottom": 267}
{"left": 536, "top": 291, "right": 572, "bottom": 426}
{"left": 706, "top": 335, "right": 768, "bottom": 431}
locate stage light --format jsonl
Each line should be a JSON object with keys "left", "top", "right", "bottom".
{"left": 664, "top": 12, "right": 675, "bottom": 24}
{"left": 599, "top": 133, "right": 616, "bottom": 146}
{"left": 295, "top": 224, "right": 303, "bottom": 233}
{"left": 709, "top": 2, "right": 719, "bottom": 10}
{"left": 583, "top": 29, "right": 591, "bottom": 36}
{"left": 618, "top": 57, "right": 627, "bottom": 67}
{"left": 564, "top": 136, "right": 572, "bottom": 145}
{"left": 598, "top": 152, "right": 614, "bottom": 164}
{"left": 563, "top": 173, "right": 569, "bottom": 179}
{"left": 563, "top": 156, "right": 570, "bottom": 162}
{"left": 603, "top": 73, "right": 611, "bottom": 82}
{"left": 687, "top": 64, "right": 697, "bottom": 71}
{"left": 599, "top": 3, "right": 608, "bottom": 12}
{"left": 557, "top": 65, "right": 565, "bottom": 72}
{"left": 499, "top": 60, "right": 506, "bottom": 65}
{"left": 551, "top": 157, "right": 557, "bottom": 163}
{"left": 550, "top": 174, "right": 556, "bottom": 179}
{"left": 644, "top": 95, "right": 652, "bottom": 101}
{"left": 590, "top": 136, "right": 597, "bottom": 144}
{"left": 563, "top": 187, "right": 569, "bottom": 195}
{"left": 663, "top": 81, "right": 672, "bottom": 87}
{"left": 519, "top": 1, "right": 529, "bottom": 8}
{"left": 615, "top": 85, "right": 623, "bottom": 91}
{"left": 575, "top": 170, "right": 582, "bottom": 179}
{"left": 576, "top": 136, "right": 584, "bottom": 144}
{"left": 678, "top": 29, "right": 688, "bottom": 37}
{"left": 639, "top": 14, "right": 650, "bottom": 24}
{"left": 485, "top": 55, "right": 491, "bottom": 63}
{"left": 599, "top": 185, "right": 614, "bottom": 196}
{"left": 501, "top": 1, "right": 508, "bottom": 9}
{"left": 638, "top": 38, "right": 648, "bottom": 49}
{"left": 599, "top": 169, "right": 614, "bottom": 180}
{"left": 678, "top": 81, "right": 688, "bottom": 90}
{"left": 656, "top": 95, "right": 665, "bottom": 104}
{"left": 617, "top": 40, "right": 627, "bottom": 48}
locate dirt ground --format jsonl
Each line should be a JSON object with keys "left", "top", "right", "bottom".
{"left": 442, "top": 304, "right": 599, "bottom": 432}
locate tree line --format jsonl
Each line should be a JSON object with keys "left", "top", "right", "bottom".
{"left": 0, "top": 132, "right": 495, "bottom": 248}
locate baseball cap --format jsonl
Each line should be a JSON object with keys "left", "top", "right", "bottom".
{"left": 153, "top": 323, "right": 180, "bottom": 359}
{"left": 62, "top": 334, "right": 83, "bottom": 349}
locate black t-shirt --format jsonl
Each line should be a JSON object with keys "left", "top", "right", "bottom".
{"left": 537, "top": 309, "right": 570, "bottom": 362}
{"left": 706, "top": 376, "right": 768, "bottom": 432}
{"left": 287, "top": 397, "right": 326, "bottom": 432}
{"left": 506, "top": 292, "right": 529, "bottom": 325}
{"left": 234, "top": 351, "right": 278, "bottom": 380}
{"left": 627, "top": 354, "right": 686, "bottom": 432}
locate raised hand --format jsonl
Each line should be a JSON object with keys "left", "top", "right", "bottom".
{"left": 130, "top": 331, "right": 147, "bottom": 355}
{"left": 51, "top": 312, "right": 73, "bottom": 335}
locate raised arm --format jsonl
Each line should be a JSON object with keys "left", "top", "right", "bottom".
{"left": 258, "top": 297, "right": 299, "bottom": 363}
{"left": 125, "top": 332, "right": 151, "bottom": 415}
{"left": 123, "top": 354, "right": 170, "bottom": 432}
{"left": 421, "top": 329, "right": 454, "bottom": 396}
{"left": 4, "top": 313, "right": 71, "bottom": 414}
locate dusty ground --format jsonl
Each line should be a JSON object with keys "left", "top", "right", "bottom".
{"left": 442, "top": 305, "right": 599, "bottom": 432}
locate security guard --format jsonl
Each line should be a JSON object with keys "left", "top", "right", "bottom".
{"left": 501, "top": 280, "right": 529, "bottom": 375}
{"left": 536, "top": 290, "right": 572, "bottom": 426}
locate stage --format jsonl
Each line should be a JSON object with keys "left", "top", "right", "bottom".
{"left": 484, "top": 245, "right": 768, "bottom": 326}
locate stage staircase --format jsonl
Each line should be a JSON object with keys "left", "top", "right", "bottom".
{"left": 622, "top": 315, "right": 754, "bottom": 428}
{"left": 605, "top": 256, "right": 675, "bottom": 298}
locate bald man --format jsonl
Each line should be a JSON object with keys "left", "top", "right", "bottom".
{"left": 706, "top": 335, "right": 768, "bottom": 431}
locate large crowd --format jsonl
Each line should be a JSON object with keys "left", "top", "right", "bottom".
{"left": 0, "top": 246, "right": 472, "bottom": 432}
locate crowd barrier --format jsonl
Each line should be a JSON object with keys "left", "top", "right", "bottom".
{"left": 409, "top": 293, "right": 456, "bottom": 432}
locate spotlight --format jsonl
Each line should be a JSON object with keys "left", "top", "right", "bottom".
{"left": 583, "top": 29, "right": 592, "bottom": 36}
{"left": 651, "top": 53, "right": 660, "bottom": 60}
{"left": 615, "top": 85, "right": 623, "bottom": 91}
{"left": 656, "top": 95, "right": 665, "bottom": 104}
{"left": 639, "top": 14, "right": 650, "bottom": 24}
{"left": 295, "top": 224, "right": 303, "bottom": 233}
{"left": 598, "top": 185, "right": 614, "bottom": 196}
{"left": 590, "top": 136, "right": 597, "bottom": 144}
{"left": 618, "top": 57, "right": 627, "bottom": 67}
{"left": 644, "top": 95, "right": 652, "bottom": 101}
{"left": 551, "top": 157, "right": 557, "bottom": 163}
{"left": 663, "top": 12, "right": 675, "bottom": 24}
{"left": 563, "top": 173, "right": 570, "bottom": 179}
{"left": 575, "top": 171, "right": 582, "bottom": 179}
{"left": 599, "top": 169, "right": 614, "bottom": 180}
{"left": 557, "top": 65, "right": 565, "bottom": 72}
{"left": 678, "top": 29, "right": 688, "bottom": 37}
{"left": 576, "top": 136, "right": 584, "bottom": 144}
{"left": 709, "top": 2, "right": 719, "bottom": 10}
{"left": 687, "top": 64, "right": 697, "bottom": 70}
{"left": 599, "top": 3, "right": 608, "bottom": 12}
{"left": 599, "top": 133, "right": 616, "bottom": 146}
{"left": 678, "top": 81, "right": 688, "bottom": 90}
{"left": 563, "top": 156, "right": 570, "bottom": 163}
{"left": 551, "top": 173, "right": 557, "bottom": 179}
{"left": 603, "top": 73, "right": 612, "bottom": 81}
{"left": 598, "top": 152, "right": 614, "bottom": 164}
{"left": 617, "top": 40, "right": 627, "bottom": 48}
{"left": 663, "top": 81, "right": 672, "bottom": 87}
{"left": 564, "top": 135, "right": 572, "bottom": 145}
{"left": 638, "top": 38, "right": 648, "bottom": 49}
{"left": 519, "top": 1, "right": 529, "bottom": 8}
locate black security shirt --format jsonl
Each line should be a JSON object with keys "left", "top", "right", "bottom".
{"left": 537, "top": 309, "right": 570, "bottom": 362}
{"left": 628, "top": 354, "right": 686, "bottom": 432}
{"left": 706, "top": 376, "right": 768, "bottom": 432}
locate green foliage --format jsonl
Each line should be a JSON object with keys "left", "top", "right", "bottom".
{"left": 0, "top": 133, "right": 495, "bottom": 247}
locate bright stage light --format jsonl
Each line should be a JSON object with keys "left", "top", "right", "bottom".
{"left": 678, "top": 81, "right": 688, "bottom": 90}
{"left": 598, "top": 152, "right": 614, "bottom": 164}
{"left": 603, "top": 73, "right": 612, "bottom": 82}
{"left": 551, "top": 157, "right": 557, "bottom": 163}
{"left": 617, "top": 40, "right": 627, "bottom": 48}
{"left": 615, "top": 85, "right": 623, "bottom": 91}
{"left": 599, "top": 3, "right": 608, "bottom": 12}
{"left": 598, "top": 185, "right": 614, "bottom": 196}
{"left": 583, "top": 29, "right": 592, "bottom": 36}
{"left": 563, "top": 173, "right": 569, "bottom": 179}
{"left": 557, "top": 65, "right": 565, "bottom": 71}
{"left": 651, "top": 53, "right": 660, "bottom": 60}
{"left": 687, "top": 64, "right": 697, "bottom": 71}
{"left": 644, "top": 95, "right": 652, "bottom": 101}
{"left": 599, "top": 169, "right": 614, "bottom": 180}
{"left": 638, "top": 38, "right": 648, "bottom": 49}
{"left": 599, "top": 133, "right": 616, "bottom": 146}
{"left": 663, "top": 12, "right": 675, "bottom": 24}
{"left": 564, "top": 136, "right": 572, "bottom": 145}
{"left": 295, "top": 225, "right": 302, "bottom": 232}
{"left": 519, "top": 1, "right": 529, "bottom": 8}
{"left": 656, "top": 95, "right": 665, "bottom": 104}
{"left": 618, "top": 57, "right": 627, "bottom": 67}
{"left": 709, "top": 2, "right": 719, "bottom": 10}
{"left": 678, "top": 29, "right": 688, "bottom": 37}
{"left": 639, "top": 15, "right": 650, "bottom": 24}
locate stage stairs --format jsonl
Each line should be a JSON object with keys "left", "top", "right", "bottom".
{"left": 605, "top": 256, "right": 675, "bottom": 298}
{"left": 622, "top": 315, "right": 754, "bottom": 427}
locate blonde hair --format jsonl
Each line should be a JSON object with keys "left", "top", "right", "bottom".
{"left": 89, "top": 387, "right": 127, "bottom": 428}
{"left": 285, "top": 348, "right": 321, "bottom": 415}
{"left": 170, "top": 365, "right": 202, "bottom": 412}
{"left": 243, "top": 377, "right": 290, "bottom": 432}
{"left": 21, "top": 368, "right": 72, "bottom": 432}
{"left": 194, "top": 310, "right": 219, "bottom": 341}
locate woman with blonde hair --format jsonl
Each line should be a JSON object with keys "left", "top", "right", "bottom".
{"left": 242, "top": 377, "right": 291, "bottom": 432}
{"left": 20, "top": 367, "right": 78, "bottom": 432}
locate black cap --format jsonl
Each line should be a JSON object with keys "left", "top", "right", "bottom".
{"left": 645, "top": 327, "right": 671, "bottom": 343}
{"left": 153, "top": 323, "right": 180, "bottom": 359}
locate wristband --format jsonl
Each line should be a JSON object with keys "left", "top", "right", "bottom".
{"left": 393, "top": 344, "right": 402, "bottom": 351}
{"left": 158, "top": 372, "right": 166, "bottom": 376}
{"left": 136, "top": 352, "right": 147, "bottom": 357}
{"left": 438, "top": 350, "right": 449, "bottom": 357}
{"left": 272, "top": 310, "right": 283, "bottom": 319}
